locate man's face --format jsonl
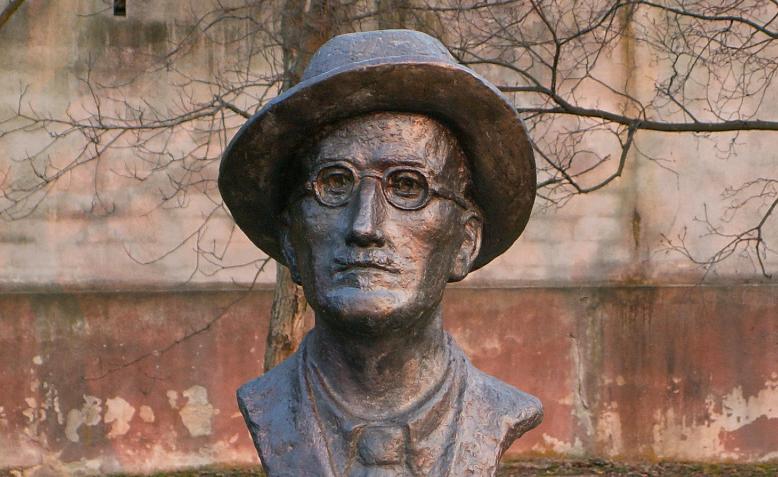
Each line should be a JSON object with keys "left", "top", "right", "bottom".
{"left": 283, "top": 112, "right": 481, "bottom": 336}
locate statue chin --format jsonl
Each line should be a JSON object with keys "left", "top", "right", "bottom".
{"left": 315, "top": 287, "right": 427, "bottom": 335}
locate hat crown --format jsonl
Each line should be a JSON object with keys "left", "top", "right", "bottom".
{"left": 303, "top": 29, "right": 455, "bottom": 80}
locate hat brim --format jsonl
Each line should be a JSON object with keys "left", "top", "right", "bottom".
{"left": 218, "top": 55, "right": 536, "bottom": 271}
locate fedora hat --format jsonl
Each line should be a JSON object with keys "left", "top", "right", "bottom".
{"left": 219, "top": 29, "right": 536, "bottom": 271}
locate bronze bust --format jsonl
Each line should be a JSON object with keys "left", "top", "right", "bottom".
{"left": 219, "top": 30, "right": 541, "bottom": 477}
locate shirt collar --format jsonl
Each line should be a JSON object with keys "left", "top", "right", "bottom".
{"left": 301, "top": 334, "right": 468, "bottom": 476}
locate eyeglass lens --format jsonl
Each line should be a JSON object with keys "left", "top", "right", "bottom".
{"left": 314, "top": 165, "right": 431, "bottom": 210}
{"left": 315, "top": 166, "right": 355, "bottom": 206}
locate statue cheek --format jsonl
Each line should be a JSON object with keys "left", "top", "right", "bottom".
{"left": 298, "top": 202, "right": 347, "bottom": 241}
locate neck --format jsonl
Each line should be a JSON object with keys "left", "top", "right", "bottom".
{"left": 308, "top": 306, "right": 449, "bottom": 418}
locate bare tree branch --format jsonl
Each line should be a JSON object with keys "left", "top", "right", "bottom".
{"left": 0, "top": 0, "right": 25, "bottom": 31}
{"left": 2, "top": 0, "right": 778, "bottom": 376}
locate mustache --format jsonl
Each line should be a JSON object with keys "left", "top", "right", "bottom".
{"left": 333, "top": 252, "right": 400, "bottom": 273}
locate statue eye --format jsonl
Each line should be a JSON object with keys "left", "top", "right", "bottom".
{"left": 388, "top": 170, "right": 425, "bottom": 197}
{"left": 315, "top": 166, "right": 355, "bottom": 206}
{"left": 324, "top": 171, "right": 350, "bottom": 190}
{"left": 386, "top": 169, "right": 429, "bottom": 209}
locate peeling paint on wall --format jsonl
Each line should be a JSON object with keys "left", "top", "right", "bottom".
{"left": 166, "top": 390, "right": 179, "bottom": 409}
{"left": 652, "top": 377, "right": 778, "bottom": 460}
{"left": 533, "top": 434, "right": 584, "bottom": 456}
{"left": 596, "top": 406, "right": 624, "bottom": 456}
{"left": 139, "top": 405, "right": 155, "bottom": 423}
{"left": 21, "top": 397, "right": 40, "bottom": 441}
{"left": 105, "top": 397, "right": 135, "bottom": 439}
{"left": 64, "top": 395, "right": 102, "bottom": 443}
{"left": 179, "top": 386, "right": 216, "bottom": 437}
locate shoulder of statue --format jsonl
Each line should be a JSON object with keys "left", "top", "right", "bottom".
{"left": 456, "top": 347, "right": 543, "bottom": 442}
{"left": 237, "top": 350, "right": 301, "bottom": 433}
{"left": 474, "top": 368, "right": 543, "bottom": 437}
{"left": 237, "top": 353, "right": 299, "bottom": 410}
{"left": 237, "top": 344, "right": 337, "bottom": 476}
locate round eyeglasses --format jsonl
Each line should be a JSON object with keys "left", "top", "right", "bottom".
{"left": 303, "top": 161, "right": 470, "bottom": 211}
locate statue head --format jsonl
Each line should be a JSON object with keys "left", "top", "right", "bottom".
{"left": 280, "top": 112, "right": 482, "bottom": 335}
{"left": 219, "top": 29, "right": 537, "bottom": 332}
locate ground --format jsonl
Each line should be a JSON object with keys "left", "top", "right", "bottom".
{"left": 65, "top": 459, "right": 777, "bottom": 476}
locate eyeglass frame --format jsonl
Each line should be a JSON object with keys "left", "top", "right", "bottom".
{"left": 298, "top": 160, "right": 472, "bottom": 211}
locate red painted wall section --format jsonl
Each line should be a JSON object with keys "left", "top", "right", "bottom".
{"left": 1, "top": 285, "right": 776, "bottom": 474}
{"left": 0, "top": 292, "right": 269, "bottom": 473}
{"left": 593, "top": 287, "right": 778, "bottom": 461}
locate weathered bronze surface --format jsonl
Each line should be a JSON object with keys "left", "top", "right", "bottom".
{"left": 219, "top": 30, "right": 542, "bottom": 476}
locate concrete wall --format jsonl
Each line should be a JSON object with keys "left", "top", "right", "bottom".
{"left": 2, "top": 286, "right": 777, "bottom": 475}
{"left": 1, "top": 1, "right": 776, "bottom": 474}
{"left": 1, "top": 1, "right": 775, "bottom": 291}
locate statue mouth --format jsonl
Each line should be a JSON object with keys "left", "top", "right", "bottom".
{"left": 333, "top": 255, "right": 400, "bottom": 274}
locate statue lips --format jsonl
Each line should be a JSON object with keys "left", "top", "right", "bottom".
{"left": 332, "top": 253, "right": 402, "bottom": 289}
{"left": 332, "top": 254, "right": 401, "bottom": 274}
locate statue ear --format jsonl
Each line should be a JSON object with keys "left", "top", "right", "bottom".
{"left": 449, "top": 211, "right": 482, "bottom": 282}
{"left": 280, "top": 223, "right": 303, "bottom": 285}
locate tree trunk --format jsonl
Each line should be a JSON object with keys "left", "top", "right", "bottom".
{"left": 263, "top": 0, "right": 343, "bottom": 372}
{"left": 264, "top": 265, "right": 308, "bottom": 370}
{"left": 0, "top": 0, "right": 26, "bottom": 32}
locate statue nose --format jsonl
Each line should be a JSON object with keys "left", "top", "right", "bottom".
{"left": 346, "top": 177, "right": 386, "bottom": 247}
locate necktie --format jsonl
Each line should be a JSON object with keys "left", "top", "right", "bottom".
{"left": 352, "top": 425, "right": 406, "bottom": 476}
